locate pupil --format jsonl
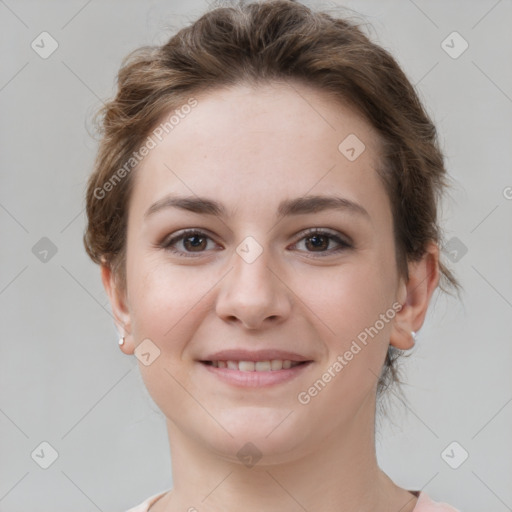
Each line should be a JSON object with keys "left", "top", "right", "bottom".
{"left": 187, "top": 235, "right": 204, "bottom": 250}
{"left": 308, "top": 235, "right": 327, "bottom": 251}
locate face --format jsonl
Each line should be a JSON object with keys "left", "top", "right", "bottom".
{"left": 108, "top": 81, "right": 413, "bottom": 464}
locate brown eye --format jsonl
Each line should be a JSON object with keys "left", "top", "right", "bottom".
{"left": 181, "top": 233, "right": 208, "bottom": 251}
{"left": 304, "top": 233, "right": 330, "bottom": 252}
{"left": 162, "top": 230, "right": 217, "bottom": 257}
{"left": 293, "top": 229, "right": 352, "bottom": 256}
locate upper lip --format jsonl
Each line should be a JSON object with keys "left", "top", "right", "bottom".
{"left": 200, "top": 349, "right": 312, "bottom": 363}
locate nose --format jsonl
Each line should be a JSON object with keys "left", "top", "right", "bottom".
{"left": 215, "top": 246, "right": 292, "bottom": 331}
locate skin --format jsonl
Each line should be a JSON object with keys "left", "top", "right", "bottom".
{"left": 102, "top": 81, "right": 439, "bottom": 512}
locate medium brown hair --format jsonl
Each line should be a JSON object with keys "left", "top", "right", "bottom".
{"left": 84, "top": 0, "right": 460, "bottom": 397}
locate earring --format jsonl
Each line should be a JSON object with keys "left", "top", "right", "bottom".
{"left": 119, "top": 336, "right": 125, "bottom": 347}
{"left": 411, "top": 331, "right": 417, "bottom": 340}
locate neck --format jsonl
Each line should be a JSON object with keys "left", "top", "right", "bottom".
{"left": 154, "top": 392, "right": 417, "bottom": 512}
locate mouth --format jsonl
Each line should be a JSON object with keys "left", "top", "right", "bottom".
{"left": 200, "top": 359, "right": 309, "bottom": 371}
{"left": 197, "top": 349, "right": 314, "bottom": 387}
{"left": 198, "top": 358, "right": 313, "bottom": 387}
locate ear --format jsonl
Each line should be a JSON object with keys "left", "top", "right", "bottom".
{"left": 101, "top": 262, "right": 134, "bottom": 355}
{"left": 390, "top": 241, "right": 440, "bottom": 350}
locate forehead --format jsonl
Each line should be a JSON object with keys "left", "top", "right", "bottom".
{"left": 130, "top": 81, "right": 389, "bottom": 222}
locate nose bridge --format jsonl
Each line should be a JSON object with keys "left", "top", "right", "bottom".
{"left": 215, "top": 236, "right": 291, "bottom": 329}
{"left": 233, "top": 244, "right": 273, "bottom": 295}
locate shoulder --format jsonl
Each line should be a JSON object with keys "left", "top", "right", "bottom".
{"left": 413, "top": 491, "right": 461, "bottom": 512}
{"left": 124, "top": 489, "right": 169, "bottom": 512}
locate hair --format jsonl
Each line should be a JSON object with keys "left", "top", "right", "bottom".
{"left": 84, "top": 0, "right": 460, "bottom": 399}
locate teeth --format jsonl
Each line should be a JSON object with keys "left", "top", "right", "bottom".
{"left": 209, "top": 360, "right": 303, "bottom": 371}
{"left": 270, "top": 359, "right": 283, "bottom": 370}
{"left": 255, "top": 361, "right": 271, "bottom": 371}
{"left": 238, "top": 361, "right": 255, "bottom": 372}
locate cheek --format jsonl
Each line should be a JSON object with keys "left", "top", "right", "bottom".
{"left": 316, "top": 254, "right": 398, "bottom": 378}
{"left": 327, "top": 253, "right": 397, "bottom": 324}
{"left": 126, "top": 246, "right": 216, "bottom": 345}
{"left": 298, "top": 266, "right": 397, "bottom": 420}
{"left": 125, "top": 257, "right": 209, "bottom": 416}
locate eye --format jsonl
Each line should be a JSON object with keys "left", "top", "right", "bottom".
{"left": 161, "top": 229, "right": 219, "bottom": 257}
{"left": 292, "top": 228, "right": 352, "bottom": 256}
{"left": 160, "top": 228, "right": 352, "bottom": 258}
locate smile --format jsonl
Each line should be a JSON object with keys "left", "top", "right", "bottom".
{"left": 202, "top": 360, "right": 305, "bottom": 371}
{"left": 199, "top": 360, "right": 313, "bottom": 387}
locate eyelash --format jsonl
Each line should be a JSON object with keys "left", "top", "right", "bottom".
{"left": 160, "top": 228, "right": 352, "bottom": 258}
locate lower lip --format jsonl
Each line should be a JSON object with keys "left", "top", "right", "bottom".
{"left": 199, "top": 361, "right": 313, "bottom": 387}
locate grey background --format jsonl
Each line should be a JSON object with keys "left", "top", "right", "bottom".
{"left": 1, "top": 0, "right": 511, "bottom": 511}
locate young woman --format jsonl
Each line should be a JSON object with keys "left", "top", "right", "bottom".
{"left": 84, "top": 1, "right": 461, "bottom": 510}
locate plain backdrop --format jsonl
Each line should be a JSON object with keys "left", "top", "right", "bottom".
{"left": 1, "top": 0, "right": 511, "bottom": 511}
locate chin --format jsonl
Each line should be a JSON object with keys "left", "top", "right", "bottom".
{"left": 195, "top": 408, "right": 312, "bottom": 465}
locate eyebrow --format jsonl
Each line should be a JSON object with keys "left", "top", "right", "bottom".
{"left": 144, "top": 194, "right": 370, "bottom": 220}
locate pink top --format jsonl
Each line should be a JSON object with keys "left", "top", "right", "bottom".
{"left": 125, "top": 489, "right": 461, "bottom": 511}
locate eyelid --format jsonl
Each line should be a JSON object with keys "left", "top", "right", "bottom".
{"left": 160, "top": 227, "right": 353, "bottom": 258}
{"left": 159, "top": 228, "right": 221, "bottom": 258}
{"left": 290, "top": 227, "right": 353, "bottom": 256}
{"left": 296, "top": 227, "right": 353, "bottom": 246}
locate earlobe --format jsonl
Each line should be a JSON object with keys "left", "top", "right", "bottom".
{"left": 100, "top": 263, "right": 134, "bottom": 354}
{"left": 389, "top": 242, "right": 440, "bottom": 351}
